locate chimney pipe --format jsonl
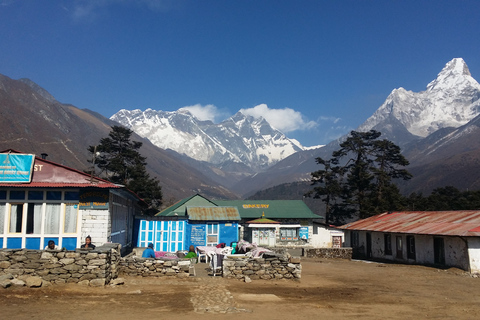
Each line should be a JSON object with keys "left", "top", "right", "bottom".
{"left": 41, "top": 153, "right": 48, "bottom": 160}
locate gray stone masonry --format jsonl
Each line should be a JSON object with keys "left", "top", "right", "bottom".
{"left": 118, "top": 253, "right": 191, "bottom": 278}
{"left": 222, "top": 252, "right": 301, "bottom": 281}
{"left": 0, "top": 243, "right": 121, "bottom": 289}
{"left": 304, "top": 247, "right": 352, "bottom": 259}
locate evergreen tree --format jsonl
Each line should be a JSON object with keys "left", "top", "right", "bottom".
{"left": 308, "top": 130, "right": 412, "bottom": 224}
{"left": 308, "top": 157, "right": 349, "bottom": 225}
{"left": 88, "top": 126, "right": 162, "bottom": 213}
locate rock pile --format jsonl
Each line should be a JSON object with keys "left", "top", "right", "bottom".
{"left": 222, "top": 253, "right": 301, "bottom": 280}
{"left": 304, "top": 248, "right": 352, "bottom": 259}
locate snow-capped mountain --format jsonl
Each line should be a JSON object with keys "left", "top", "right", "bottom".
{"left": 111, "top": 109, "right": 304, "bottom": 171}
{"left": 357, "top": 58, "right": 480, "bottom": 144}
{"left": 237, "top": 58, "right": 480, "bottom": 197}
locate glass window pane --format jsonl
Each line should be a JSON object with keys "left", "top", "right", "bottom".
{"left": 10, "top": 190, "right": 25, "bottom": 200}
{"left": 0, "top": 203, "right": 5, "bottom": 234}
{"left": 46, "top": 191, "right": 61, "bottom": 201}
{"left": 28, "top": 191, "right": 43, "bottom": 200}
{"left": 44, "top": 204, "right": 61, "bottom": 234}
{"left": 0, "top": 190, "right": 6, "bottom": 200}
{"left": 64, "top": 204, "right": 78, "bottom": 233}
{"left": 65, "top": 191, "right": 79, "bottom": 201}
{"left": 26, "top": 203, "right": 42, "bottom": 234}
{"left": 9, "top": 204, "right": 23, "bottom": 233}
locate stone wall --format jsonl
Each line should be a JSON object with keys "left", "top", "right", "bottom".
{"left": 304, "top": 247, "right": 352, "bottom": 259}
{"left": 118, "top": 254, "right": 191, "bottom": 278}
{"left": 0, "top": 243, "right": 121, "bottom": 288}
{"left": 222, "top": 252, "right": 301, "bottom": 281}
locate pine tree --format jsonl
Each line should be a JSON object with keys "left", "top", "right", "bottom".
{"left": 308, "top": 130, "right": 412, "bottom": 224}
{"left": 88, "top": 126, "right": 162, "bottom": 213}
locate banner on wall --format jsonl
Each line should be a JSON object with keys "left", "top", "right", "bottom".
{"left": 0, "top": 153, "right": 35, "bottom": 183}
{"left": 299, "top": 226, "right": 309, "bottom": 240}
{"left": 190, "top": 225, "right": 206, "bottom": 247}
{"left": 79, "top": 189, "right": 109, "bottom": 209}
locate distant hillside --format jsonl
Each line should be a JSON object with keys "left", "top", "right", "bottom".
{"left": 0, "top": 74, "right": 238, "bottom": 204}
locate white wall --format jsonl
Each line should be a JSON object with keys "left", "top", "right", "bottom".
{"left": 310, "top": 225, "right": 344, "bottom": 248}
{"left": 80, "top": 208, "right": 110, "bottom": 246}
{"left": 346, "top": 230, "right": 471, "bottom": 271}
{"left": 467, "top": 238, "right": 480, "bottom": 273}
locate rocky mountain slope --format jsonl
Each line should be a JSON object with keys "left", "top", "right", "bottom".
{"left": 237, "top": 58, "right": 480, "bottom": 197}
{"left": 111, "top": 108, "right": 304, "bottom": 171}
{"left": 0, "top": 74, "right": 238, "bottom": 204}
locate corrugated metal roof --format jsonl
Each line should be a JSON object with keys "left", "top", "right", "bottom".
{"left": 0, "top": 182, "right": 120, "bottom": 188}
{"left": 246, "top": 218, "right": 280, "bottom": 224}
{"left": 186, "top": 206, "right": 240, "bottom": 221}
{"left": 214, "top": 200, "right": 320, "bottom": 219}
{"left": 0, "top": 150, "right": 121, "bottom": 189}
{"left": 340, "top": 211, "right": 480, "bottom": 237}
{"left": 156, "top": 194, "right": 218, "bottom": 217}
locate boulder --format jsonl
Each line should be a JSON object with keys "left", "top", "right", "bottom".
{"left": 25, "top": 276, "right": 43, "bottom": 288}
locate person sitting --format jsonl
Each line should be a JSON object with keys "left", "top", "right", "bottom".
{"left": 44, "top": 240, "right": 60, "bottom": 250}
{"left": 184, "top": 245, "right": 197, "bottom": 259}
{"left": 142, "top": 243, "right": 156, "bottom": 258}
{"left": 80, "top": 235, "right": 96, "bottom": 249}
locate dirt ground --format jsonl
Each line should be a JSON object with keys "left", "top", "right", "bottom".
{"left": 1, "top": 258, "right": 480, "bottom": 320}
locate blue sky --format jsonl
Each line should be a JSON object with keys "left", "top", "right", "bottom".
{"left": 1, "top": 0, "right": 479, "bottom": 147}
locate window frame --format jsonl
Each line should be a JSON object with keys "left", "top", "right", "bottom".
{"left": 407, "top": 235, "right": 416, "bottom": 260}
{"left": 280, "top": 227, "right": 299, "bottom": 241}
{"left": 384, "top": 233, "right": 392, "bottom": 255}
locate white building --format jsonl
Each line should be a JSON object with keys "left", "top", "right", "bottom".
{"left": 341, "top": 211, "right": 480, "bottom": 273}
{"left": 0, "top": 150, "right": 143, "bottom": 252}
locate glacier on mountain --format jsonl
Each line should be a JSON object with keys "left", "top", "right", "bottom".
{"left": 357, "top": 58, "right": 480, "bottom": 138}
{"left": 110, "top": 108, "right": 304, "bottom": 170}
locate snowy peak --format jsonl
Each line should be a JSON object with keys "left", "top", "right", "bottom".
{"left": 357, "top": 58, "right": 480, "bottom": 139}
{"left": 426, "top": 58, "right": 475, "bottom": 91}
{"left": 110, "top": 109, "right": 304, "bottom": 171}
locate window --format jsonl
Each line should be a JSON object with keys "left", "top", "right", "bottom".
{"left": 44, "top": 204, "right": 61, "bottom": 234}
{"left": 46, "top": 191, "right": 61, "bottom": 201}
{"left": 280, "top": 228, "right": 299, "bottom": 241}
{"left": 351, "top": 231, "right": 359, "bottom": 247}
{"left": 396, "top": 236, "right": 403, "bottom": 259}
{"left": 64, "top": 203, "right": 78, "bottom": 233}
{"left": 434, "top": 237, "right": 445, "bottom": 265}
{"left": 28, "top": 191, "right": 43, "bottom": 200}
{"left": 64, "top": 191, "right": 79, "bottom": 201}
{"left": 26, "top": 203, "right": 42, "bottom": 234}
{"left": 384, "top": 234, "right": 392, "bottom": 255}
{"left": 0, "top": 190, "right": 7, "bottom": 200}
{"left": 207, "top": 223, "right": 219, "bottom": 246}
{"left": 10, "top": 191, "right": 25, "bottom": 200}
{"left": 407, "top": 236, "right": 416, "bottom": 260}
{"left": 9, "top": 203, "right": 24, "bottom": 233}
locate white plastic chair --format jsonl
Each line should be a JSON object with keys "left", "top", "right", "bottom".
{"left": 196, "top": 248, "right": 209, "bottom": 264}
{"left": 207, "top": 251, "right": 221, "bottom": 276}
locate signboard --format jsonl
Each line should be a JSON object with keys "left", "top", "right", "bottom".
{"left": 79, "top": 189, "right": 109, "bottom": 210}
{"left": 299, "top": 227, "right": 309, "bottom": 240}
{"left": 242, "top": 204, "right": 269, "bottom": 209}
{"left": 0, "top": 153, "right": 35, "bottom": 183}
{"left": 190, "top": 225, "right": 206, "bottom": 247}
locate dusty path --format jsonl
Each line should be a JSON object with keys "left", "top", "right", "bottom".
{"left": 1, "top": 258, "right": 479, "bottom": 319}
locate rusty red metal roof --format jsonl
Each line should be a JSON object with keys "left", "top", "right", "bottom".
{"left": 186, "top": 206, "right": 241, "bottom": 221}
{"left": 0, "top": 149, "right": 121, "bottom": 189}
{"left": 340, "top": 211, "right": 480, "bottom": 237}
